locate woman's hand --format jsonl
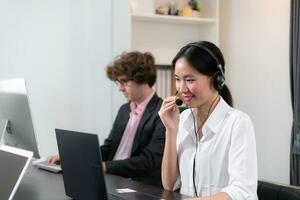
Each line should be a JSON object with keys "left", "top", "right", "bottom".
{"left": 159, "top": 96, "right": 180, "bottom": 132}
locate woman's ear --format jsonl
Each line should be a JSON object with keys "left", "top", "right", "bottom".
{"left": 209, "top": 76, "right": 217, "bottom": 91}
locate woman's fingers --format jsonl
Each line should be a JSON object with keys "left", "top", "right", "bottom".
{"left": 161, "top": 96, "right": 177, "bottom": 106}
{"left": 159, "top": 103, "right": 176, "bottom": 114}
{"left": 159, "top": 101, "right": 177, "bottom": 116}
{"left": 162, "top": 95, "right": 180, "bottom": 109}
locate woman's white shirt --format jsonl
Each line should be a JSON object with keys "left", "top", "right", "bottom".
{"left": 176, "top": 98, "right": 258, "bottom": 200}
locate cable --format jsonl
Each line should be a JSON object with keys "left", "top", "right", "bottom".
{"left": 189, "top": 95, "right": 220, "bottom": 197}
{"left": 190, "top": 108, "right": 199, "bottom": 197}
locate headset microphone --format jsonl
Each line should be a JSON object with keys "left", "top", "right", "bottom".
{"left": 175, "top": 98, "right": 183, "bottom": 106}
{"left": 175, "top": 91, "right": 183, "bottom": 106}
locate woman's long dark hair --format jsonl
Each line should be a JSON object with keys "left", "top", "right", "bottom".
{"left": 172, "top": 41, "right": 233, "bottom": 107}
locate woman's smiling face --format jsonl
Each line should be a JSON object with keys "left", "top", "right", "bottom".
{"left": 174, "top": 57, "right": 216, "bottom": 108}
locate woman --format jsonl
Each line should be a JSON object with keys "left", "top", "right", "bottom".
{"left": 159, "top": 41, "right": 258, "bottom": 199}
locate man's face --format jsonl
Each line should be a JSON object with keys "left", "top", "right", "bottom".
{"left": 115, "top": 75, "right": 144, "bottom": 102}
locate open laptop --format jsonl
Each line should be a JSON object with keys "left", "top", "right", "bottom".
{"left": 0, "top": 145, "right": 33, "bottom": 200}
{"left": 55, "top": 128, "right": 163, "bottom": 200}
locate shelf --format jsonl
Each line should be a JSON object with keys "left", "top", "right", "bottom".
{"left": 131, "top": 14, "right": 216, "bottom": 25}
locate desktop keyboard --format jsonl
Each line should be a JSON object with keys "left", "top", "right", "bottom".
{"left": 32, "top": 158, "right": 62, "bottom": 173}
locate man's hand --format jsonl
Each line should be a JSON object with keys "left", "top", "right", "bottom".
{"left": 46, "top": 154, "right": 60, "bottom": 165}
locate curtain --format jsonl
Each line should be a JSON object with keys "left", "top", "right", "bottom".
{"left": 290, "top": 0, "right": 300, "bottom": 186}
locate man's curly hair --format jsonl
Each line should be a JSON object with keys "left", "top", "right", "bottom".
{"left": 106, "top": 51, "right": 156, "bottom": 87}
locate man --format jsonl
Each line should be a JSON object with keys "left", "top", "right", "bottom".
{"left": 47, "top": 51, "right": 165, "bottom": 186}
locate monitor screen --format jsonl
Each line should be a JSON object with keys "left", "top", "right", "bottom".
{"left": 0, "top": 145, "right": 33, "bottom": 200}
{"left": 0, "top": 79, "right": 40, "bottom": 158}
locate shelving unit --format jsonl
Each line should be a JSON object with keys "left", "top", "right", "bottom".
{"left": 131, "top": 13, "right": 216, "bottom": 25}
{"left": 128, "top": 0, "right": 219, "bottom": 98}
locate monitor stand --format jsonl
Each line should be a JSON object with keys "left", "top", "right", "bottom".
{"left": 0, "top": 119, "right": 14, "bottom": 146}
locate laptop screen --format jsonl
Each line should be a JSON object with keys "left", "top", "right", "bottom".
{"left": 0, "top": 146, "right": 32, "bottom": 200}
{"left": 55, "top": 129, "right": 108, "bottom": 200}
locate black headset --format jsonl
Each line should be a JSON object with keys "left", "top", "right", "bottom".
{"left": 188, "top": 42, "right": 226, "bottom": 91}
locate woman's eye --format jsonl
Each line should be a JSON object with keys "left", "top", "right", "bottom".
{"left": 186, "top": 79, "right": 194, "bottom": 83}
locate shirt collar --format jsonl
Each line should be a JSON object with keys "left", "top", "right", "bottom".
{"left": 203, "top": 97, "right": 232, "bottom": 134}
{"left": 182, "top": 97, "right": 232, "bottom": 137}
{"left": 130, "top": 91, "right": 155, "bottom": 115}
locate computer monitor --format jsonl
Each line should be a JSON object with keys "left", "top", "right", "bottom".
{"left": 0, "top": 78, "right": 40, "bottom": 158}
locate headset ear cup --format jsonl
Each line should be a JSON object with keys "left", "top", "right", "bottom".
{"left": 213, "top": 73, "right": 225, "bottom": 91}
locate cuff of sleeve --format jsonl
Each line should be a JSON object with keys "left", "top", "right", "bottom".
{"left": 102, "top": 162, "right": 107, "bottom": 173}
{"left": 221, "top": 185, "right": 256, "bottom": 200}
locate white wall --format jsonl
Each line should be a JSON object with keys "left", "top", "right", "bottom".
{"left": 111, "top": 0, "right": 130, "bottom": 120}
{"left": 0, "top": 0, "right": 113, "bottom": 156}
{"left": 220, "top": 1, "right": 292, "bottom": 184}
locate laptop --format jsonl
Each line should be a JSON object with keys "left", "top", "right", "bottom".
{"left": 55, "top": 128, "right": 163, "bottom": 200}
{"left": 0, "top": 145, "right": 33, "bottom": 200}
